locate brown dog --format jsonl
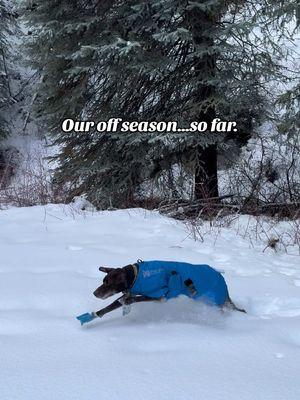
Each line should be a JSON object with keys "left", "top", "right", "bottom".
{"left": 93, "top": 263, "right": 245, "bottom": 319}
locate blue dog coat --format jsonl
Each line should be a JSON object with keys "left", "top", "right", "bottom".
{"left": 130, "top": 260, "right": 229, "bottom": 306}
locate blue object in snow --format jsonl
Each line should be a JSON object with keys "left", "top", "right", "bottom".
{"left": 130, "top": 260, "right": 229, "bottom": 306}
{"left": 76, "top": 312, "right": 97, "bottom": 325}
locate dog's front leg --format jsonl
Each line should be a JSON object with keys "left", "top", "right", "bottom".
{"left": 95, "top": 296, "right": 125, "bottom": 318}
{"left": 124, "top": 295, "right": 161, "bottom": 305}
{"left": 95, "top": 295, "right": 161, "bottom": 319}
{"left": 122, "top": 295, "right": 163, "bottom": 316}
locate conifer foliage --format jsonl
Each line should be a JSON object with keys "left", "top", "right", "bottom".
{"left": 0, "top": 0, "right": 12, "bottom": 140}
{"left": 24, "top": 0, "right": 299, "bottom": 208}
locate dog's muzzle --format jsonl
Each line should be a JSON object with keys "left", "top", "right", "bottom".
{"left": 93, "top": 287, "right": 114, "bottom": 299}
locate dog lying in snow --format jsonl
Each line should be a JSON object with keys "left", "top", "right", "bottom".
{"left": 77, "top": 260, "right": 245, "bottom": 325}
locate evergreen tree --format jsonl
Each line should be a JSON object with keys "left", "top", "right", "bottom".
{"left": 23, "top": 1, "right": 98, "bottom": 133}
{"left": 278, "top": 82, "right": 300, "bottom": 142}
{"left": 0, "top": 0, "right": 11, "bottom": 140}
{"left": 25, "top": 0, "right": 299, "bottom": 208}
{"left": 277, "top": 82, "right": 300, "bottom": 201}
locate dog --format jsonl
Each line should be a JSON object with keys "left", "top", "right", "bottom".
{"left": 92, "top": 260, "right": 246, "bottom": 319}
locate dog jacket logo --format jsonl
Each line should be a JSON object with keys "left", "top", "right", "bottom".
{"left": 142, "top": 268, "right": 164, "bottom": 278}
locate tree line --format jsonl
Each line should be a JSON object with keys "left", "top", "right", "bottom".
{"left": 1, "top": 1, "right": 299, "bottom": 209}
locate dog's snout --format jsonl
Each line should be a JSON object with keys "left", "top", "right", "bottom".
{"left": 93, "top": 288, "right": 102, "bottom": 298}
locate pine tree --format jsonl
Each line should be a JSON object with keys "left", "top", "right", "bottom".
{"left": 23, "top": 0, "right": 131, "bottom": 198}
{"left": 0, "top": 0, "right": 11, "bottom": 140}
{"left": 25, "top": 0, "right": 299, "bottom": 208}
{"left": 276, "top": 82, "right": 300, "bottom": 201}
{"left": 23, "top": 0, "right": 99, "bottom": 132}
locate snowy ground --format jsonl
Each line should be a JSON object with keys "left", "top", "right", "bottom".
{"left": 1, "top": 205, "right": 300, "bottom": 400}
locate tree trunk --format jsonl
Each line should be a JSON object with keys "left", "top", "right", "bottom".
{"left": 186, "top": 3, "right": 219, "bottom": 200}
{"left": 195, "top": 144, "right": 219, "bottom": 199}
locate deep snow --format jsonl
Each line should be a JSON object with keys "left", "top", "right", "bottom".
{"left": 1, "top": 205, "right": 300, "bottom": 400}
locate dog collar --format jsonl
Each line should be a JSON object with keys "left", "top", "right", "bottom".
{"left": 125, "top": 263, "right": 139, "bottom": 293}
{"left": 131, "top": 263, "right": 138, "bottom": 288}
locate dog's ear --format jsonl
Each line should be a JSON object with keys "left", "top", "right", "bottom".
{"left": 99, "top": 266, "right": 114, "bottom": 274}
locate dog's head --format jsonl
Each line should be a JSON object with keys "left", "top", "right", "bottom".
{"left": 93, "top": 267, "right": 128, "bottom": 299}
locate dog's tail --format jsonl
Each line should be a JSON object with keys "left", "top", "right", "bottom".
{"left": 225, "top": 297, "right": 246, "bottom": 313}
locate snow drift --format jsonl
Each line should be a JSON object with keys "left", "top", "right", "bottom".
{"left": 0, "top": 205, "right": 300, "bottom": 400}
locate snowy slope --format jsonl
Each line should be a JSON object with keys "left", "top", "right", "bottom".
{"left": 1, "top": 205, "right": 300, "bottom": 400}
